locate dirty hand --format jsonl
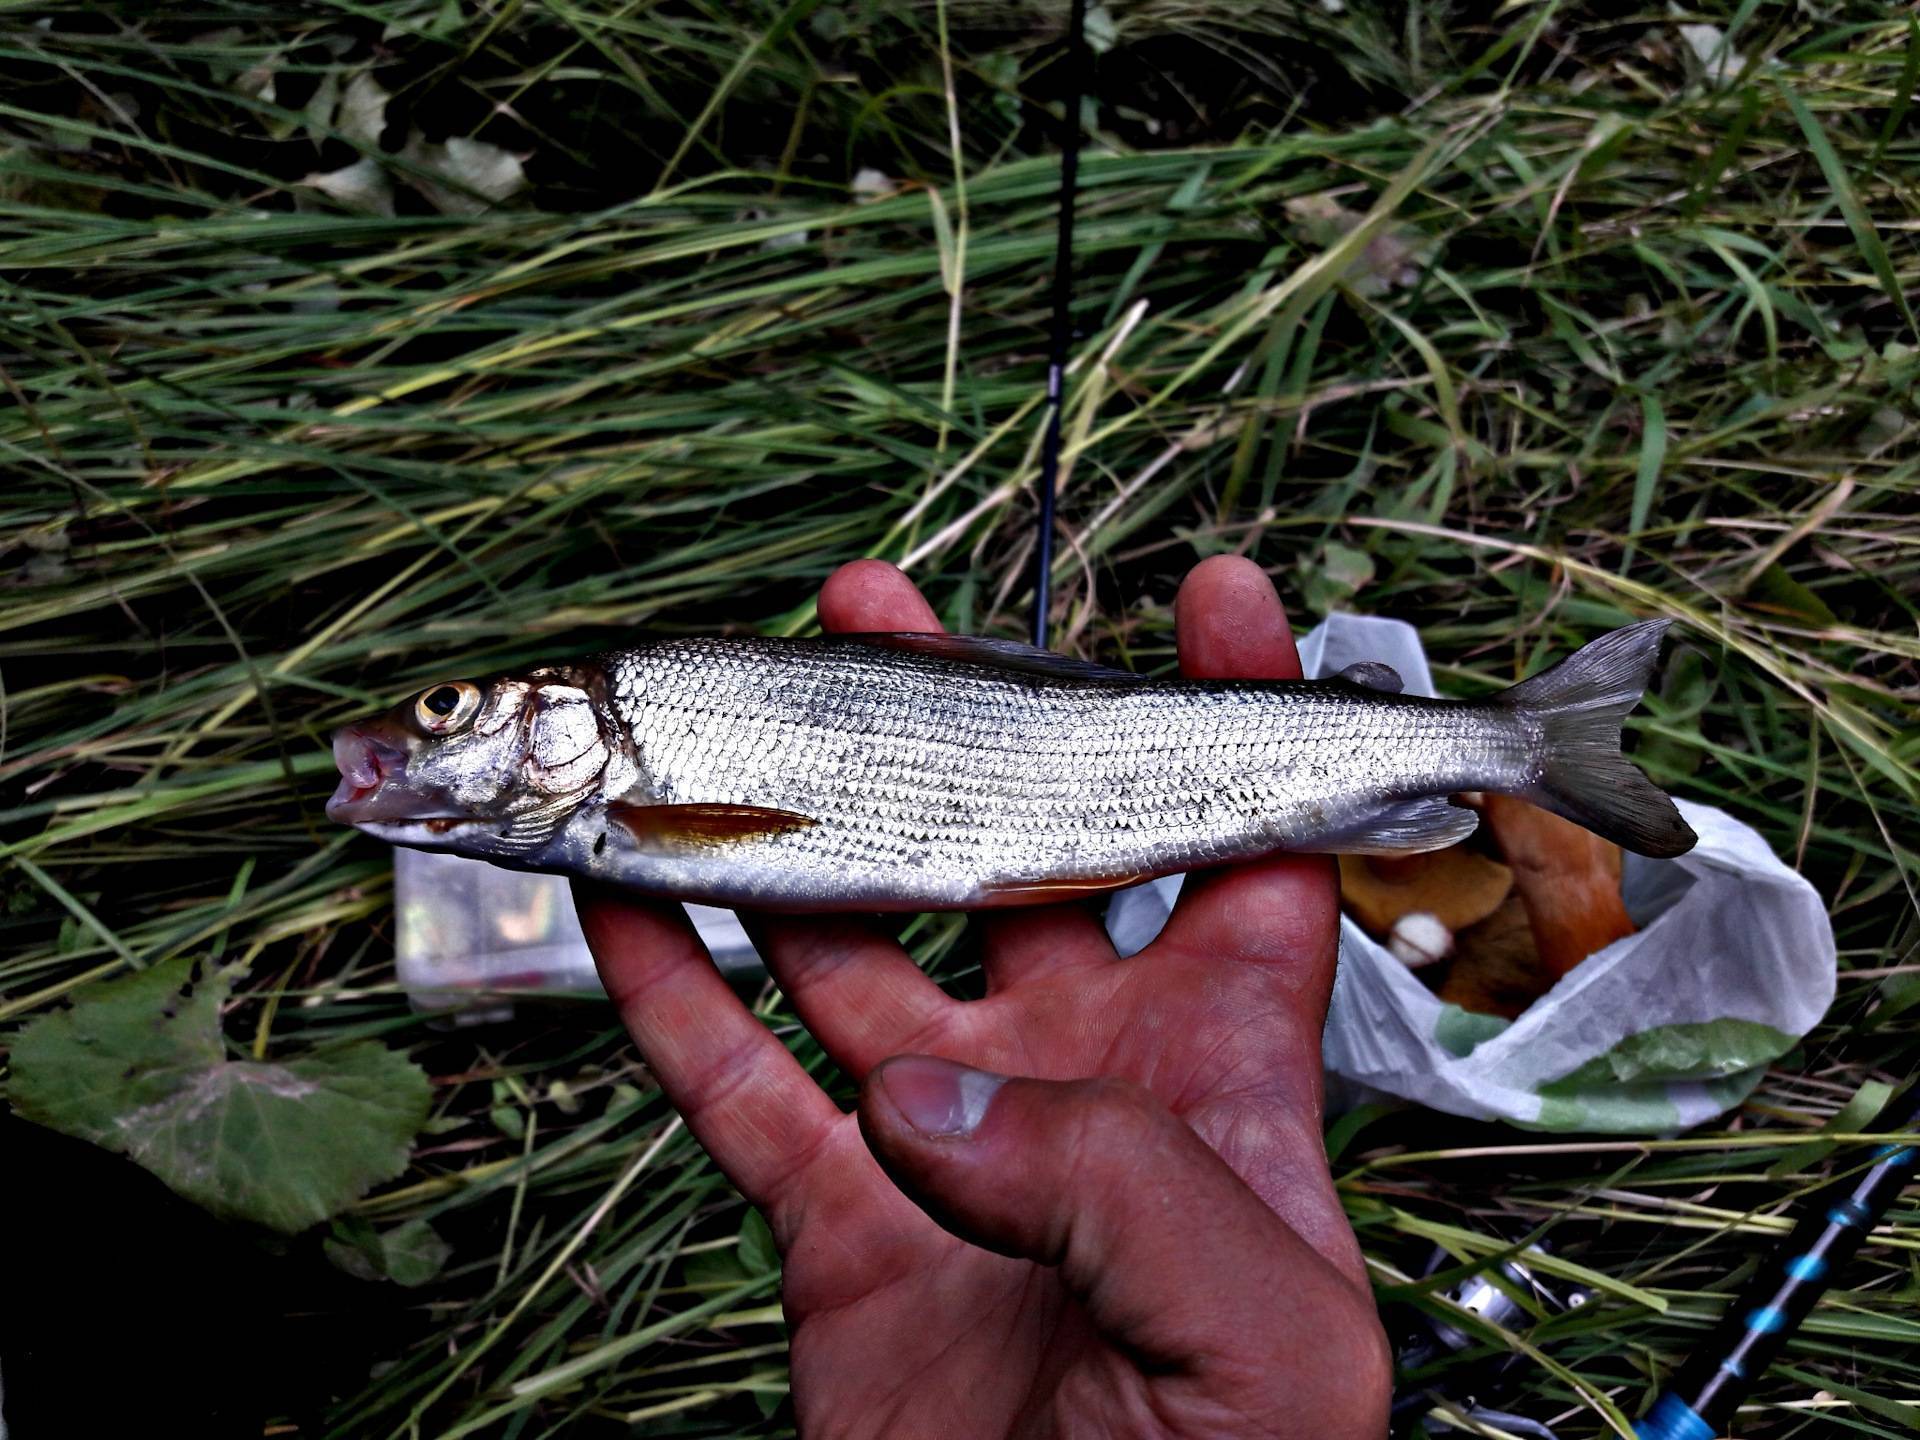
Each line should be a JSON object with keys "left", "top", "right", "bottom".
{"left": 575, "top": 556, "right": 1390, "bottom": 1439}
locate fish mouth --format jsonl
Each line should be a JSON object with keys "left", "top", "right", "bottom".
{"left": 326, "top": 724, "right": 473, "bottom": 829}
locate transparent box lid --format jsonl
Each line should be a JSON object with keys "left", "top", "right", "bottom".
{"left": 395, "top": 846, "right": 760, "bottom": 1021}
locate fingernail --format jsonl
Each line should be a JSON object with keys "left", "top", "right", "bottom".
{"left": 878, "top": 1056, "right": 1005, "bottom": 1139}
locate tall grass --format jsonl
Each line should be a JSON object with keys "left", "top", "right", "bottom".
{"left": 3, "top": 2, "right": 1917, "bottom": 1434}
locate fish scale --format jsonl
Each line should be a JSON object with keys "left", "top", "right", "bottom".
{"left": 328, "top": 621, "right": 1696, "bottom": 910}
{"left": 602, "top": 637, "right": 1528, "bottom": 902}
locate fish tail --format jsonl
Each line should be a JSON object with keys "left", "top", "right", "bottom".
{"left": 1497, "top": 619, "right": 1698, "bottom": 859}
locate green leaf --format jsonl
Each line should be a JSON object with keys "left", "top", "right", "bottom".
{"left": 1874, "top": 17, "right": 1920, "bottom": 164}
{"left": 753, "top": 1379, "right": 785, "bottom": 1419}
{"left": 684, "top": 1245, "right": 749, "bottom": 1290}
{"left": 9, "top": 956, "right": 431, "bottom": 1234}
{"left": 378, "top": 1218, "right": 453, "bottom": 1285}
{"left": 1639, "top": 646, "right": 1715, "bottom": 779}
{"left": 1539, "top": 1019, "right": 1796, "bottom": 1091}
{"left": 739, "top": 1206, "right": 779, "bottom": 1275}
{"left": 1300, "top": 541, "right": 1376, "bottom": 615}
{"left": 1866, "top": 975, "right": 1920, "bottom": 1033}
{"left": 325, "top": 1217, "right": 454, "bottom": 1287}
{"left": 1746, "top": 562, "right": 1838, "bottom": 625}
{"left": 1324, "top": 1102, "right": 1395, "bottom": 1163}
{"left": 1775, "top": 1364, "right": 1920, "bottom": 1431}
{"left": 1769, "top": 1078, "right": 1895, "bottom": 1179}
{"left": 1621, "top": 390, "right": 1666, "bottom": 572}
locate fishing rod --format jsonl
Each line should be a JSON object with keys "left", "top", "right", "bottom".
{"left": 1636, "top": 1081, "right": 1919, "bottom": 1439}
{"left": 1030, "top": 0, "right": 1087, "bottom": 650}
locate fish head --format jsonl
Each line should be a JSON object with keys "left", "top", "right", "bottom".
{"left": 327, "top": 667, "right": 617, "bottom": 857}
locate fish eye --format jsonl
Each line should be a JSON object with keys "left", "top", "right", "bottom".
{"left": 414, "top": 681, "right": 481, "bottom": 735}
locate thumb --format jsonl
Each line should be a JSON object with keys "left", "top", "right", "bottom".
{"left": 858, "top": 1057, "right": 1387, "bottom": 1410}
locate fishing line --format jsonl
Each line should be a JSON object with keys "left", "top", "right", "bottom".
{"left": 1031, "top": 0, "right": 1088, "bottom": 651}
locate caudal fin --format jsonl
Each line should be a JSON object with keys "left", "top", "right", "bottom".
{"left": 1498, "top": 620, "right": 1697, "bottom": 859}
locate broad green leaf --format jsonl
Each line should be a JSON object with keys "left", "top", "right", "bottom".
{"left": 739, "top": 1206, "right": 779, "bottom": 1276}
{"left": 9, "top": 955, "right": 431, "bottom": 1234}
{"left": 1746, "top": 562, "right": 1839, "bottom": 625}
{"left": 325, "top": 1216, "right": 454, "bottom": 1287}
{"left": 1767, "top": 1078, "right": 1894, "bottom": 1179}
{"left": 1301, "top": 540, "right": 1376, "bottom": 615}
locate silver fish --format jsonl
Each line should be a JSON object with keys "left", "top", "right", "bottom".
{"left": 326, "top": 621, "right": 1696, "bottom": 911}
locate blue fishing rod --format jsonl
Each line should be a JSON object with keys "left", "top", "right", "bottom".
{"left": 1636, "top": 1082, "right": 1919, "bottom": 1439}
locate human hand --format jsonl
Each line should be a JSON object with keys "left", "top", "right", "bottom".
{"left": 575, "top": 556, "right": 1390, "bottom": 1439}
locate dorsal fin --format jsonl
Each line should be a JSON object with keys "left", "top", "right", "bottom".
{"left": 846, "top": 632, "right": 1142, "bottom": 682}
{"left": 1339, "top": 660, "right": 1404, "bottom": 693}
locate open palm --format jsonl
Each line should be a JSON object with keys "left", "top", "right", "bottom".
{"left": 576, "top": 556, "right": 1389, "bottom": 1439}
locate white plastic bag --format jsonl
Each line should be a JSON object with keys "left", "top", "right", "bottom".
{"left": 1110, "top": 614, "right": 1838, "bottom": 1132}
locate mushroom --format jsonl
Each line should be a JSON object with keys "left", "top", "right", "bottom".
{"left": 1439, "top": 896, "right": 1547, "bottom": 1019}
{"left": 1387, "top": 911, "right": 1454, "bottom": 968}
{"left": 1337, "top": 847, "right": 1515, "bottom": 939}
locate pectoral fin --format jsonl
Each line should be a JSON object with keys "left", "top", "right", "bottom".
{"left": 1322, "top": 796, "right": 1478, "bottom": 856}
{"left": 606, "top": 802, "right": 817, "bottom": 849}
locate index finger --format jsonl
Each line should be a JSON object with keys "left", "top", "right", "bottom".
{"left": 740, "top": 560, "right": 958, "bottom": 1079}
{"left": 818, "top": 557, "right": 943, "bottom": 632}
{"left": 575, "top": 884, "right": 841, "bottom": 1205}
{"left": 1152, "top": 556, "right": 1341, "bottom": 974}
{"left": 820, "top": 561, "right": 1119, "bottom": 996}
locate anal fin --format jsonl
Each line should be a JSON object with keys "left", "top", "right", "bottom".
{"left": 1322, "top": 796, "right": 1478, "bottom": 856}
{"left": 607, "top": 802, "right": 816, "bottom": 849}
{"left": 980, "top": 870, "right": 1151, "bottom": 903}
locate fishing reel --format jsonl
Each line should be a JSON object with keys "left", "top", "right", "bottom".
{"left": 1390, "top": 1243, "right": 1594, "bottom": 1440}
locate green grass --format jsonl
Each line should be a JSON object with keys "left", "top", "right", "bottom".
{"left": 4, "top": 1, "right": 1918, "bottom": 1434}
